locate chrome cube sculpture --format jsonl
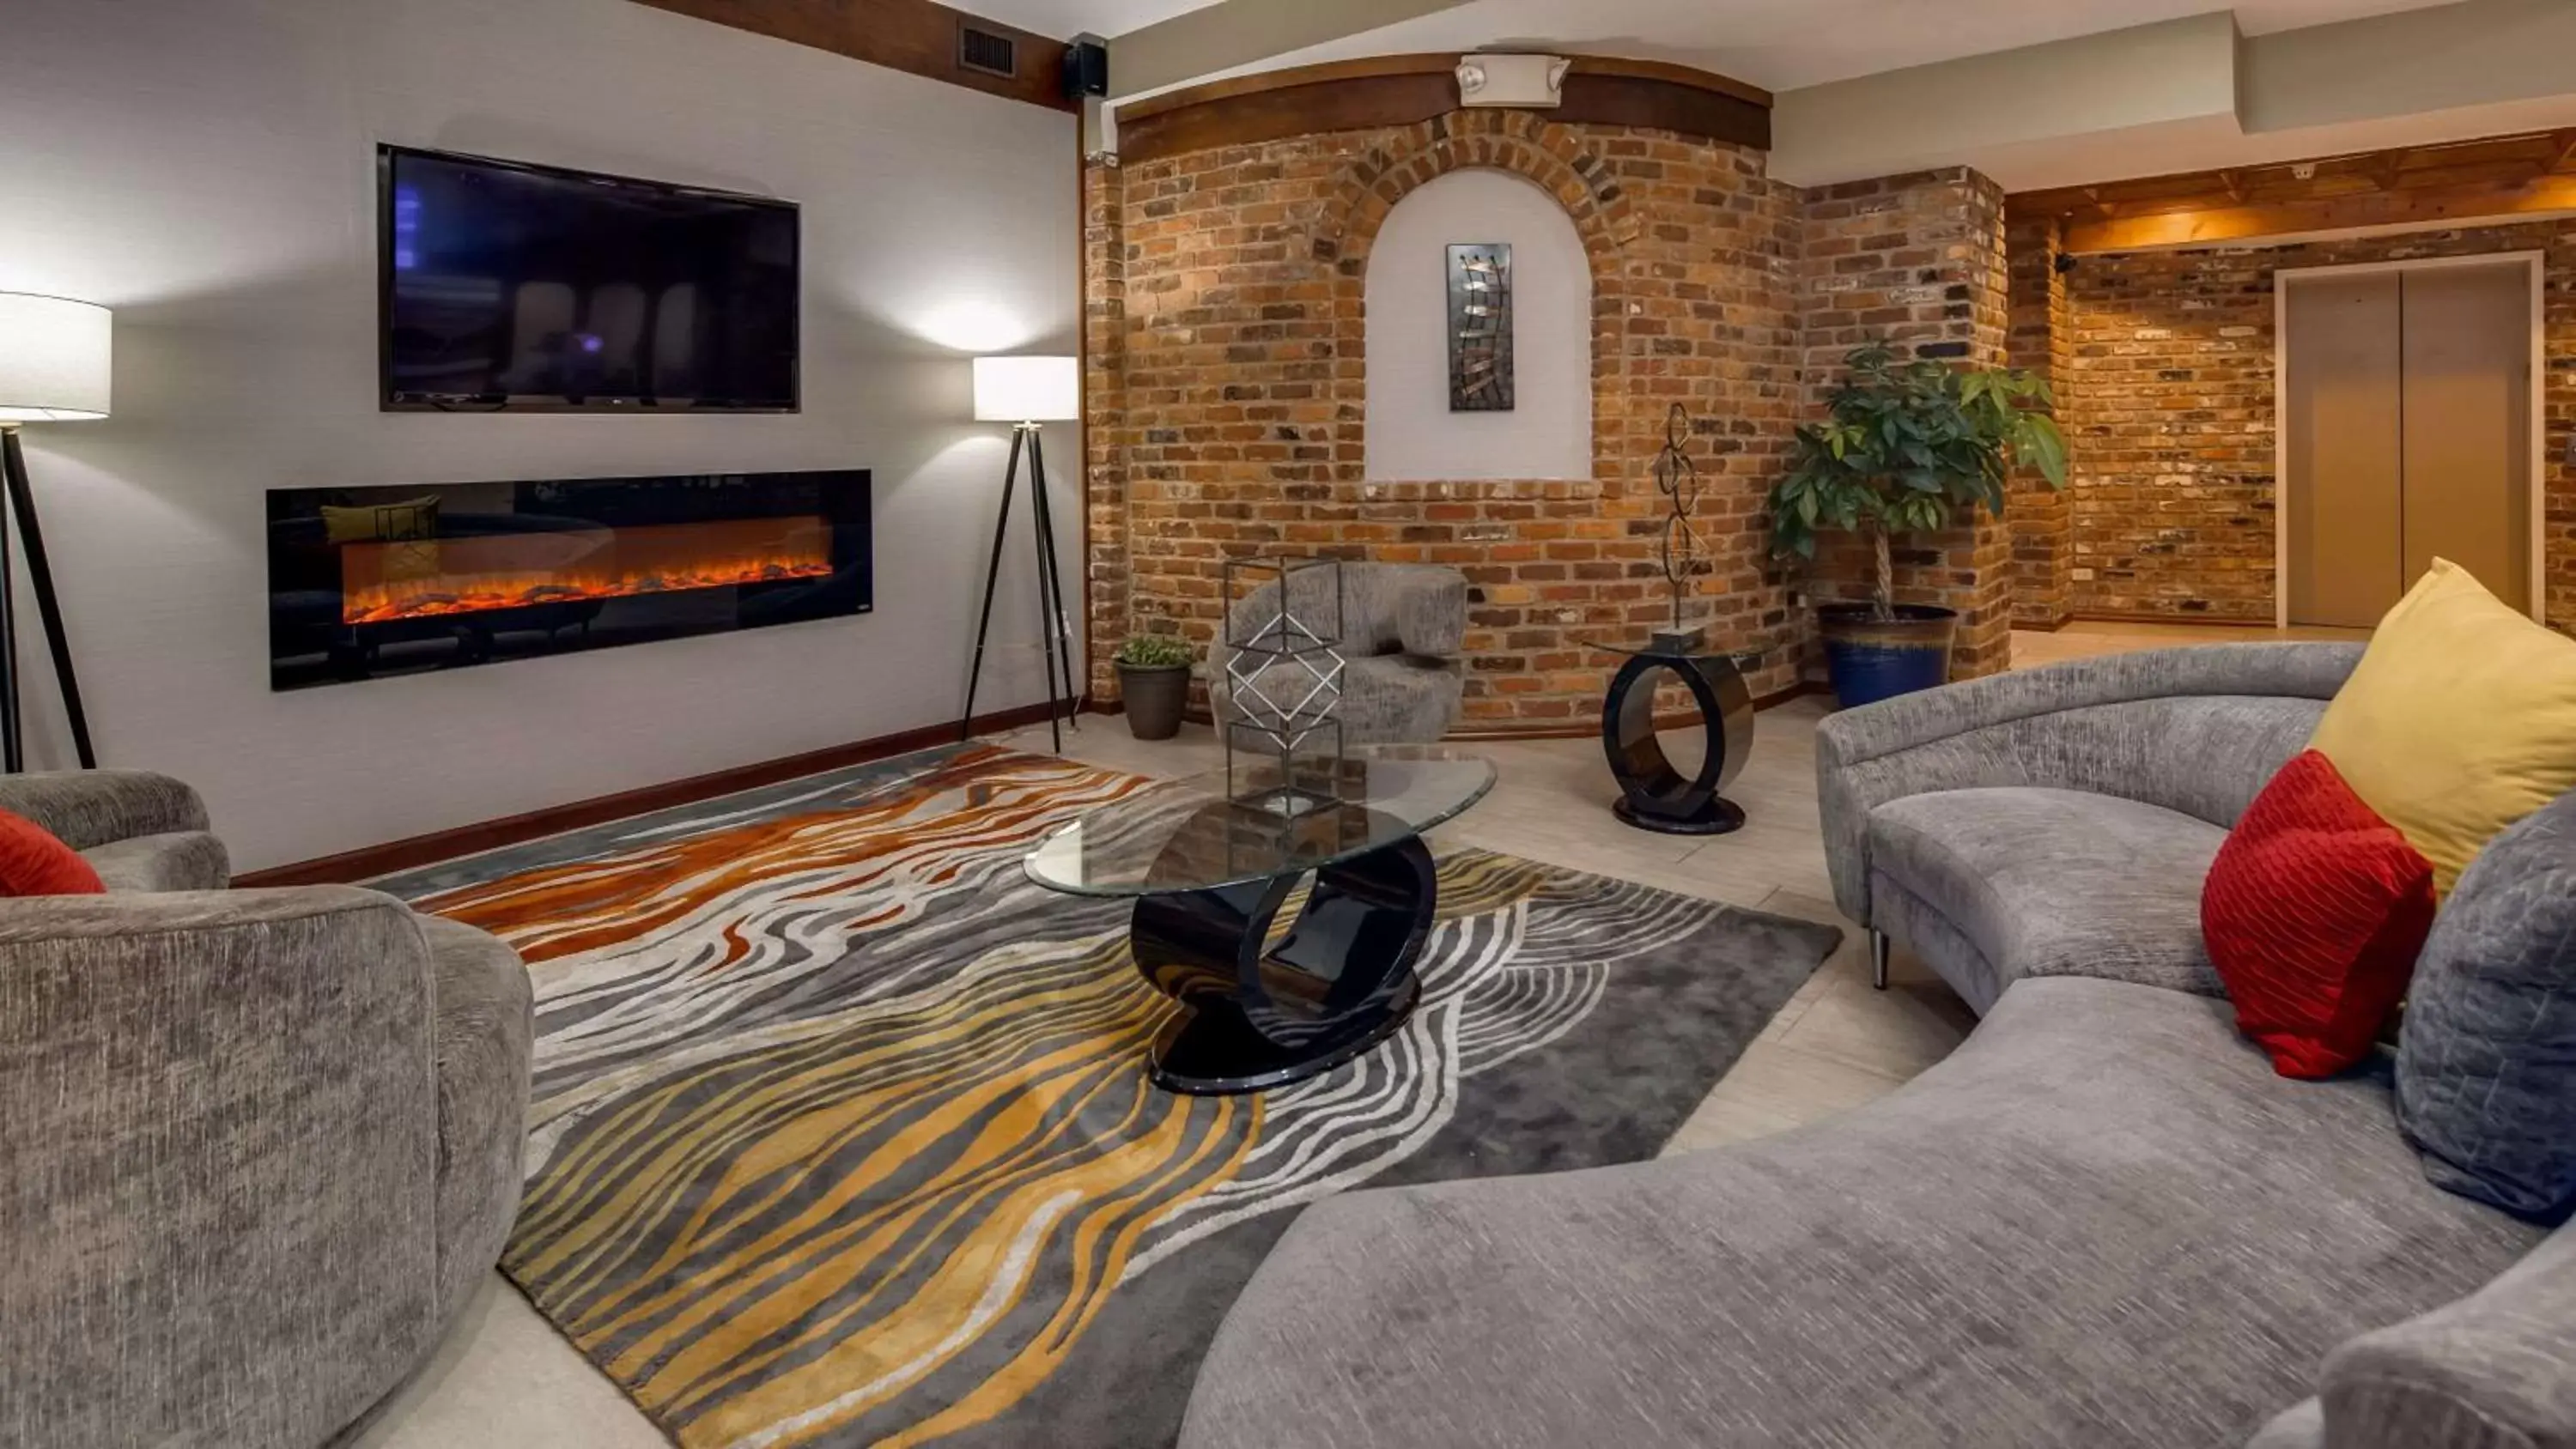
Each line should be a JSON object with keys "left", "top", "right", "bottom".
{"left": 1220, "top": 555, "right": 1348, "bottom": 816}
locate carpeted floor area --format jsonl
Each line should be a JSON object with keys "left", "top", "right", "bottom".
{"left": 379, "top": 743, "right": 1842, "bottom": 1449}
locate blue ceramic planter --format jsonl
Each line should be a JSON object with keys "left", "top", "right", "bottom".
{"left": 1820, "top": 603, "right": 1958, "bottom": 708}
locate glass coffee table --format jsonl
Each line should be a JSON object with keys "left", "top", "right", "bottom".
{"left": 1025, "top": 745, "right": 1496, "bottom": 1095}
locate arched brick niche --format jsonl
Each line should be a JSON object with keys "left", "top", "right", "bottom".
{"left": 1084, "top": 81, "right": 1815, "bottom": 733}
{"left": 1363, "top": 169, "right": 1594, "bottom": 483}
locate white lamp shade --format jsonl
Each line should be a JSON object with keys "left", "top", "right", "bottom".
{"left": 972, "top": 355, "right": 1078, "bottom": 423}
{"left": 0, "top": 294, "right": 111, "bottom": 423}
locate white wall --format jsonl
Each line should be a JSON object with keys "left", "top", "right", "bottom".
{"left": 0, "top": 0, "right": 1080, "bottom": 870}
{"left": 1363, "top": 168, "right": 1592, "bottom": 483}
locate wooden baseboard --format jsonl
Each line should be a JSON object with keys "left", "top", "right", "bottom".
{"left": 2012, "top": 614, "right": 2076, "bottom": 634}
{"left": 234, "top": 700, "right": 1077, "bottom": 888}
{"left": 241, "top": 680, "right": 1835, "bottom": 886}
{"left": 2063, "top": 609, "right": 2279, "bottom": 628}
{"left": 1443, "top": 684, "right": 1830, "bottom": 741}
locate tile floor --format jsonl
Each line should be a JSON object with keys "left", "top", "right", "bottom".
{"left": 354, "top": 621, "right": 2329, "bottom": 1448}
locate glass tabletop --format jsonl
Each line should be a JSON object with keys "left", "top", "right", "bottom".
{"left": 1024, "top": 744, "right": 1497, "bottom": 899}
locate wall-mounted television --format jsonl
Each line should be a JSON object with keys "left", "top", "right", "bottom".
{"left": 378, "top": 145, "right": 799, "bottom": 413}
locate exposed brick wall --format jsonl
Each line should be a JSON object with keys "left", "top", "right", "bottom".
{"left": 1083, "top": 155, "right": 1131, "bottom": 699}
{"left": 1084, "top": 109, "right": 1814, "bottom": 730}
{"left": 1795, "top": 169, "right": 2016, "bottom": 679}
{"left": 2006, "top": 214, "right": 2074, "bottom": 627}
{"left": 2026, "top": 222, "right": 2575, "bottom": 631}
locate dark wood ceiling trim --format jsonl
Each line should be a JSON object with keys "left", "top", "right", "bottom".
{"left": 1115, "top": 53, "right": 1771, "bottom": 165}
{"left": 629, "top": 0, "right": 1076, "bottom": 112}
{"left": 2014, "top": 129, "right": 2576, "bottom": 252}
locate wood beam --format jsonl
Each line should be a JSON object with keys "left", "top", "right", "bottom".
{"left": 1115, "top": 53, "right": 1771, "bottom": 164}
{"left": 2057, "top": 173, "right": 2576, "bottom": 252}
{"left": 629, "top": 0, "right": 1076, "bottom": 112}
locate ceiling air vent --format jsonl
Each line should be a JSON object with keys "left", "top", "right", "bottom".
{"left": 958, "top": 24, "right": 1018, "bottom": 80}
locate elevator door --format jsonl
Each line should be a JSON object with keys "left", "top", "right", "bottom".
{"left": 2283, "top": 262, "right": 2532, "bottom": 628}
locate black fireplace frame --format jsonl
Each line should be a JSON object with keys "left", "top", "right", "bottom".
{"left": 266, "top": 470, "right": 872, "bottom": 691}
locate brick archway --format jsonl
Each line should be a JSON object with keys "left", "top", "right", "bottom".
{"left": 1309, "top": 109, "right": 1639, "bottom": 497}
{"left": 1082, "top": 102, "right": 1832, "bottom": 731}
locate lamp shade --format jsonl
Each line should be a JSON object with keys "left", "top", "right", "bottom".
{"left": 0, "top": 294, "right": 111, "bottom": 423}
{"left": 972, "top": 355, "right": 1078, "bottom": 423}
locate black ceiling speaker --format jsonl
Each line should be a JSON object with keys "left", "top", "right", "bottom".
{"left": 1065, "top": 34, "right": 1109, "bottom": 99}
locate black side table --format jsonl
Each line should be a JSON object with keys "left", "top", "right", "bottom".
{"left": 1589, "top": 632, "right": 1755, "bottom": 835}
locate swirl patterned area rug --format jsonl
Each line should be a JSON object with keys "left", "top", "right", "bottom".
{"left": 380, "top": 743, "right": 1840, "bottom": 1449}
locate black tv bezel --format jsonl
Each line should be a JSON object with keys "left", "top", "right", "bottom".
{"left": 375, "top": 143, "right": 803, "bottom": 415}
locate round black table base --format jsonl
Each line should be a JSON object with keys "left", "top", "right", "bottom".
{"left": 1129, "top": 834, "right": 1437, "bottom": 1096}
{"left": 1147, "top": 976, "right": 1423, "bottom": 1094}
{"left": 1600, "top": 651, "right": 1754, "bottom": 839}
{"left": 1611, "top": 793, "right": 1747, "bottom": 837}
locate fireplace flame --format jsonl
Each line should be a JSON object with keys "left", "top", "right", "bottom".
{"left": 339, "top": 517, "right": 835, "bottom": 626}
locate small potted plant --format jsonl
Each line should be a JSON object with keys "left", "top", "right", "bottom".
{"left": 1766, "top": 343, "right": 2068, "bottom": 707}
{"left": 1114, "top": 633, "right": 1194, "bottom": 740}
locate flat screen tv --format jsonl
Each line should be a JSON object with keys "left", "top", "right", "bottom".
{"left": 378, "top": 145, "right": 799, "bottom": 412}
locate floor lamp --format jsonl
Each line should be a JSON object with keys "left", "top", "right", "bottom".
{"left": 0, "top": 294, "right": 106, "bottom": 773}
{"left": 960, "top": 355, "right": 1081, "bottom": 752}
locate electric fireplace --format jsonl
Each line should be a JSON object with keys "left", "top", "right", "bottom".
{"left": 267, "top": 470, "right": 870, "bottom": 689}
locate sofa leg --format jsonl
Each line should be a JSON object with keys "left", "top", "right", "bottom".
{"left": 1869, "top": 930, "right": 1891, "bottom": 991}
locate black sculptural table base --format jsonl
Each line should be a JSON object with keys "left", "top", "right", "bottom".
{"left": 1601, "top": 651, "right": 1754, "bottom": 836}
{"left": 1128, "top": 835, "right": 1437, "bottom": 1095}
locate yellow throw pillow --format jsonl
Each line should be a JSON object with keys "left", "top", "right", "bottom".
{"left": 2310, "top": 559, "right": 2576, "bottom": 896}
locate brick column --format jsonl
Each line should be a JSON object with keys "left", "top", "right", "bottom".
{"left": 2006, "top": 214, "right": 2073, "bottom": 629}
{"left": 1797, "top": 167, "right": 2015, "bottom": 679}
{"left": 1081, "top": 155, "right": 1130, "bottom": 700}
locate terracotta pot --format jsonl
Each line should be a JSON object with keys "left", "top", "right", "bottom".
{"left": 1818, "top": 603, "right": 1958, "bottom": 707}
{"left": 1118, "top": 663, "right": 1190, "bottom": 740}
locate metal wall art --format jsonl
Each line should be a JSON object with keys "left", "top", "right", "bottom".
{"left": 1445, "top": 243, "right": 1514, "bottom": 412}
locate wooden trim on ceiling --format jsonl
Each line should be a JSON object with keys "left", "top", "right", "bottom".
{"left": 1115, "top": 52, "right": 1771, "bottom": 165}
{"left": 232, "top": 699, "right": 1076, "bottom": 888}
{"left": 629, "top": 0, "right": 1077, "bottom": 112}
{"left": 2013, "top": 130, "right": 2576, "bottom": 253}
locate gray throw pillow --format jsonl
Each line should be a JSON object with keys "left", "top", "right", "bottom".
{"left": 2397, "top": 790, "right": 2576, "bottom": 1223}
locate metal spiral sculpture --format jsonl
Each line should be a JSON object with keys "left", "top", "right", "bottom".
{"left": 1654, "top": 403, "right": 1709, "bottom": 634}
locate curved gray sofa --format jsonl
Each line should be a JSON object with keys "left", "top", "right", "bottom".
{"left": 1819, "top": 641, "right": 2361, "bottom": 1009}
{"left": 1213, "top": 562, "right": 1467, "bottom": 743}
{"left": 0, "top": 772, "right": 533, "bottom": 1449}
{"left": 1176, "top": 646, "right": 2576, "bottom": 1449}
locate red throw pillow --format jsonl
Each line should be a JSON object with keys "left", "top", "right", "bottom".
{"left": 2202, "top": 749, "right": 2435, "bottom": 1078}
{"left": 0, "top": 809, "right": 105, "bottom": 896}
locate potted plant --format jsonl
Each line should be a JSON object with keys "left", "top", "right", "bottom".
{"left": 1767, "top": 343, "right": 2068, "bottom": 706}
{"left": 1114, "top": 634, "right": 1194, "bottom": 740}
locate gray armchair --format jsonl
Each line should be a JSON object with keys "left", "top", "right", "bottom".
{"left": 0, "top": 771, "right": 532, "bottom": 1449}
{"left": 1213, "top": 562, "right": 1468, "bottom": 743}
{"left": 1815, "top": 643, "right": 2364, "bottom": 1013}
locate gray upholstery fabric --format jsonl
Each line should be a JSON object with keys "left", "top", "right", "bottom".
{"left": 1816, "top": 643, "right": 2358, "bottom": 931}
{"left": 2246, "top": 1400, "right": 2325, "bottom": 1449}
{"left": 1214, "top": 563, "right": 1469, "bottom": 743}
{"left": 421, "top": 916, "right": 534, "bottom": 1328}
{"left": 2321, "top": 1217, "right": 2576, "bottom": 1449}
{"left": 1868, "top": 786, "right": 2226, "bottom": 1014}
{"left": 0, "top": 887, "right": 442, "bottom": 1449}
{"left": 0, "top": 768, "right": 210, "bottom": 851}
{"left": 1181, "top": 978, "right": 2542, "bottom": 1449}
{"left": 2398, "top": 790, "right": 2576, "bottom": 1223}
{"left": 82, "top": 830, "right": 231, "bottom": 894}
{"left": 0, "top": 772, "right": 534, "bottom": 1449}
